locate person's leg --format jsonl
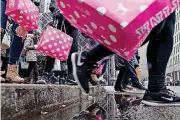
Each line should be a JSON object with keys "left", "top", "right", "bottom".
{"left": 0, "top": 55, "right": 5, "bottom": 82}
{"left": 32, "top": 61, "right": 39, "bottom": 83}
{"left": 124, "top": 60, "right": 146, "bottom": 90}
{"left": 44, "top": 56, "right": 55, "bottom": 73}
{"left": 1, "top": 49, "right": 9, "bottom": 79}
{"left": 36, "top": 59, "right": 46, "bottom": 84}
{"left": 0, "top": 0, "right": 7, "bottom": 40}
{"left": 142, "top": 12, "right": 180, "bottom": 105}
{"left": 27, "top": 61, "right": 34, "bottom": 82}
{"left": 66, "top": 27, "right": 79, "bottom": 75}
{"left": 147, "top": 12, "right": 175, "bottom": 92}
{"left": 114, "top": 66, "right": 127, "bottom": 92}
{"left": 0, "top": 0, "right": 7, "bottom": 82}
{"left": 8, "top": 35, "right": 24, "bottom": 64}
{"left": 6, "top": 35, "right": 24, "bottom": 83}
{"left": 38, "top": 56, "right": 54, "bottom": 83}
{"left": 82, "top": 44, "right": 114, "bottom": 64}
{"left": 71, "top": 44, "right": 114, "bottom": 93}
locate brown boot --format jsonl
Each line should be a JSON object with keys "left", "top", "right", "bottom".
{"left": 6, "top": 64, "right": 24, "bottom": 83}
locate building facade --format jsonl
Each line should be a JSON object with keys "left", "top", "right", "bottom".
{"left": 166, "top": 9, "right": 180, "bottom": 85}
{"left": 139, "top": 43, "right": 148, "bottom": 81}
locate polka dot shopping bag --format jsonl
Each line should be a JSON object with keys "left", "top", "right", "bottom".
{"left": 56, "top": 0, "right": 179, "bottom": 61}
{"left": 5, "top": 0, "right": 39, "bottom": 31}
{"left": 37, "top": 26, "right": 73, "bottom": 61}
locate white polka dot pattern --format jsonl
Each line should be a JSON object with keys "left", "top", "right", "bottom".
{"left": 140, "top": 5, "right": 148, "bottom": 12}
{"left": 120, "top": 22, "right": 129, "bottom": 28}
{"left": 60, "top": 1, "right": 66, "bottom": 8}
{"left": 37, "top": 26, "right": 73, "bottom": 61}
{"left": 90, "top": 22, "right": 97, "bottom": 29}
{"left": 74, "top": 11, "right": 80, "bottom": 18}
{"left": 55, "top": 0, "right": 162, "bottom": 60}
{"left": 96, "top": 7, "right": 107, "bottom": 15}
{"left": 108, "top": 24, "right": 116, "bottom": 33}
{"left": 104, "top": 40, "right": 111, "bottom": 45}
{"left": 110, "top": 35, "right": 117, "bottom": 42}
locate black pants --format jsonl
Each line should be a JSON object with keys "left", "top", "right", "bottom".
{"left": 27, "top": 61, "right": 38, "bottom": 82}
{"left": 83, "top": 12, "right": 175, "bottom": 91}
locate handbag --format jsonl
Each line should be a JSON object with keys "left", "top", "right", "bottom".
{"left": 19, "top": 58, "right": 29, "bottom": 70}
{"left": 1, "top": 31, "right": 11, "bottom": 49}
{"left": 52, "top": 59, "right": 61, "bottom": 71}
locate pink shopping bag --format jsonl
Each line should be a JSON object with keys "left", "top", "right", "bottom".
{"left": 37, "top": 26, "right": 73, "bottom": 61}
{"left": 6, "top": 0, "right": 39, "bottom": 31}
{"left": 56, "top": 0, "right": 179, "bottom": 60}
{"left": 96, "top": 64, "right": 105, "bottom": 76}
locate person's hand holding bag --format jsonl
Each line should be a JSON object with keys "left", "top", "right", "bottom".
{"left": 15, "top": 26, "right": 28, "bottom": 40}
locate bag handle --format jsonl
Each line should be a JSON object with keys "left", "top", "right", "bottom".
{"left": 61, "top": 19, "right": 66, "bottom": 33}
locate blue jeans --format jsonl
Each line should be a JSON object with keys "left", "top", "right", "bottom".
{"left": 125, "top": 58, "right": 139, "bottom": 83}
{"left": 0, "top": 0, "right": 7, "bottom": 30}
{"left": 8, "top": 35, "right": 24, "bottom": 64}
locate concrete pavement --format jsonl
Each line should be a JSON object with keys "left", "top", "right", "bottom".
{"left": 1, "top": 84, "right": 105, "bottom": 120}
{"left": 104, "top": 86, "right": 180, "bottom": 95}
{"left": 104, "top": 86, "right": 180, "bottom": 120}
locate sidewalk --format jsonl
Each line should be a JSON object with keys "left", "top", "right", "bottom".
{"left": 1, "top": 84, "right": 105, "bottom": 120}
{"left": 104, "top": 86, "right": 180, "bottom": 95}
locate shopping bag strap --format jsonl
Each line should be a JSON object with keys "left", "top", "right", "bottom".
{"left": 61, "top": 19, "right": 66, "bottom": 33}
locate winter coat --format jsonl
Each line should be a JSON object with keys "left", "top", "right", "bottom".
{"left": 24, "top": 37, "right": 37, "bottom": 61}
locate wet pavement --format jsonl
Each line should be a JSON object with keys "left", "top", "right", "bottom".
{"left": 12, "top": 93, "right": 143, "bottom": 120}
{"left": 3, "top": 86, "right": 180, "bottom": 120}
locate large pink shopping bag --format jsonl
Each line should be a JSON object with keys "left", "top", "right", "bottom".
{"left": 6, "top": 0, "right": 39, "bottom": 31}
{"left": 37, "top": 26, "right": 73, "bottom": 61}
{"left": 56, "top": 0, "right": 179, "bottom": 60}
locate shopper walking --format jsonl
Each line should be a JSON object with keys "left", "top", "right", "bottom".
{"left": 71, "top": 12, "right": 180, "bottom": 105}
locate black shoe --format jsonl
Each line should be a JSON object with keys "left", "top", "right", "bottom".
{"left": 66, "top": 74, "right": 77, "bottom": 85}
{"left": 49, "top": 75, "right": 59, "bottom": 84}
{"left": 66, "top": 79, "right": 77, "bottom": 85}
{"left": 131, "top": 81, "right": 146, "bottom": 90}
{"left": 71, "top": 52, "right": 90, "bottom": 93}
{"left": 142, "top": 89, "right": 180, "bottom": 106}
{"left": 59, "top": 77, "right": 66, "bottom": 84}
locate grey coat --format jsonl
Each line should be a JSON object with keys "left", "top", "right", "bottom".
{"left": 24, "top": 37, "right": 37, "bottom": 61}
